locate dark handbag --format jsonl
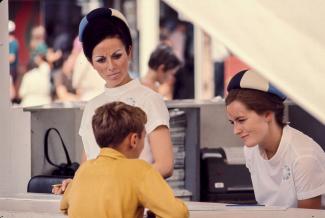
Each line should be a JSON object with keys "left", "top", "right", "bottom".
{"left": 44, "top": 128, "right": 79, "bottom": 177}
{"left": 27, "top": 175, "right": 71, "bottom": 193}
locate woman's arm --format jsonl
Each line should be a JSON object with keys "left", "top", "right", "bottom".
{"left": 148, "top": 125, "right": 174, "bottom": 178}
{"left": 81, "top": 148, "right": 87, "bottom": 163}
{"left": 294, "top": 154, "right": 325, "bottom": 209}
{"left": 298, "top": 196, "right": 321, "bottom": 209}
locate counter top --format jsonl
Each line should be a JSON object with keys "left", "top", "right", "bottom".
{"left": 22, "top": 98, "right": 225, "bottom": 112}
{"left": 22, "top": 98, "right": 295, "bottom": 112}
{"left": 23, "top": 101, "right": 87, "bottom": 112}
{"left": 1, "top": 193, "right": 325, "bottom": 218}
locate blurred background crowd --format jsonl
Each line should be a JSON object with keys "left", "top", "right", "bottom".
{"left": 8, "top": 0, "right": 249, "bottom": 107}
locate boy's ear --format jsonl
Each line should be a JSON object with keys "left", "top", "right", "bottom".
{"left": 129, "top": 133, "right": 138, "bottom": 149}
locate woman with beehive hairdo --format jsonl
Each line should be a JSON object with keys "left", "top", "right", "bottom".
{"left": 225, "top": 69, "right": 325, "bottom": 209}
{"left": 53, "top": 7, "right": 174, "bottom": 194}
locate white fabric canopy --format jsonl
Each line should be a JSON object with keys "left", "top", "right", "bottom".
{"left": 163, "top": 0, "right": 325, "bottom": 124}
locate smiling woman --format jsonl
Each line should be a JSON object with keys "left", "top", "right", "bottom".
{"left": 226, "top": 100, "right": 273, "bottom": 148}
{"left": 225, "top": 69, "right": 325, "bottom": 209}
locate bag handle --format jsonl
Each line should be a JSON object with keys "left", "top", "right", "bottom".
{"left": 44, "top": 128, "right": 72, "bottom": 168}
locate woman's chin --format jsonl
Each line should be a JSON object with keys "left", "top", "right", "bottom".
{"left": 105, "top": 74, "right": 120, "bottom": 82}
{"left": 243, "top": 140, "right": 257, "bottom": 148}
{"left": 105, "top": 74, "right": 131, "bottom": 88}
{"left": 105, "top": 81, "right": 121, "bottom": 88}
{"left": 105, "top": 77, "right": 122, "bottom": 87}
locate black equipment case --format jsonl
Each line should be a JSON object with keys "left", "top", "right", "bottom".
{"left": 200, "top": 148, "right": 256, "bottom": 203}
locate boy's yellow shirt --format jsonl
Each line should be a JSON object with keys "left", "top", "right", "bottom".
{"left": 60, "top": 148, "right": 188, "bottom": 218}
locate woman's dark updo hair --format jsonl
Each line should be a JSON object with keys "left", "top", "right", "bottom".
{"left": 226, "top": 89, "right": 286, "bottom": 128}
{"left": 80, "top": 9, "right": 132, "bottom": 63}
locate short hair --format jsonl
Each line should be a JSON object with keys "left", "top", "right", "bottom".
{"left": 148, "top": 44, "right": 181, "bottom": 72}
{"left": 225, "top": 89, "right": 285, "bottom": 127}
{"left": 92, "top": 102, "right": 147, "bottom": 148}
{"left": 79, "top": 8, "right": 132, "bottom": 62}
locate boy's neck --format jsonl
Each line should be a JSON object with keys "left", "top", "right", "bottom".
{"left": 105, "top": 145, "right": 137, "bottom": 159}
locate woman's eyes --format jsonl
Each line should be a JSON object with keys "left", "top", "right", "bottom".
{"left": 95, "top": 57, "right": 106, "bottom": 63}
{"left": 229, "top": 118, "right": 246, "bottom": 125}
{"left": 112, "top": 54, "right": 122, "bottom": 59}
{"left": 95, "top": 54, "right": 122, "bottom": 63}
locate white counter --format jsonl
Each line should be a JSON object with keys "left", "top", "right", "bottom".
{"left": 1, "top": 193, "right": 325, "bottom": 218}
{"left": 0, "top": 193, "right": 63, "bottom": 218}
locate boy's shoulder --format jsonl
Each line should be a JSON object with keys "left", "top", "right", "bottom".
{"left": 116, "top": 159, "right": 156, "bottom": 181}
{"left": 77, "top": 158, "right": 153, "bottom": 177}
{"left": 122, "top": 158, "right": 152, "bottom": 171}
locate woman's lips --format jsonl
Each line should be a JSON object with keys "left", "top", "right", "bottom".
{"left": 106, "top": 72, "right": 119, "bottom": 79}
{"left": 240, "top": 135, "right": 248, "bottom": 140}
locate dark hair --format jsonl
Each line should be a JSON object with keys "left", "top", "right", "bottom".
{"left": 82, "top": 17, "right": 132, "bottom": 62}
{"left": 92, "top": 102, "right": 147, "bottom": 148}
{"left": 148, "top": 44, "right": 181, "bottom": 72}
{"left": 225, "top": 89, "right": 285, "bottom": 127}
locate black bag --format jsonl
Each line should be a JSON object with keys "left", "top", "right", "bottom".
{"left": 27, "top": 175, "right": 72, "bottom": 193}
{"left": 44, "top": 128, "right": 79, "bottom": 177}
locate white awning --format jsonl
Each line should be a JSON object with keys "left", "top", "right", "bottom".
{"left": 163, "top": 0, "right": 325, "bottom": 124}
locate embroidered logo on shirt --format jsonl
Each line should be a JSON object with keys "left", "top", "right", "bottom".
{"left": 125, "top": 97, "right": 136, "bottom": 106}
{"left": 282, "top": 165, "right": 291, "bottom": 181}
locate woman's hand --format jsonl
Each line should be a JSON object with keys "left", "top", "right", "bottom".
{"left": 52, "top": 178, "right": 72, "bottom": 195}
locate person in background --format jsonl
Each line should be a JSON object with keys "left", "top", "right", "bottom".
{"left": 71, "top": 51, "right": 106, "bottom": 101}
{"left": 8, "top": 20, "right": 19, "bottom": 89}
{"left": 19, "top": 43, "right": 51, "bottom": 107}
{"left": 60, "top": 101, "right": 188, "bottom": 218}
{"left": 28, "top": 25, "right": 47, "bottom": 70}
{"left": 54, "top": 36, "right": 105, "bottom": 102}
{"left": 54, "top": 37, "right": 82, "bottom": 102}
{"left": 211, "top": 38, "right": 230, "bottom": 97}
{"left": 9, "top": 76, "right": 15, "bottom": 101}
{"left": 53, "top": 7, "right": 174, "bottom": 194}
{"left": 225, "top": 69, "right": 325, "bottom": 209}
{"left": 169, "top": 21, "right": 187, "bottom": 63}
{"left": 142, "top": 44, "right": 181, "bottom": 100}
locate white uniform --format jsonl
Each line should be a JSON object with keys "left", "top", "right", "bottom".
{"left": 19, "top": 62, "right": 51, "bottom": 107}
{"left": 244, "top": 125, "right": 325, "bottom": 208}
{"left": 79, "top": 79, "right": 170, "bottom": 163}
